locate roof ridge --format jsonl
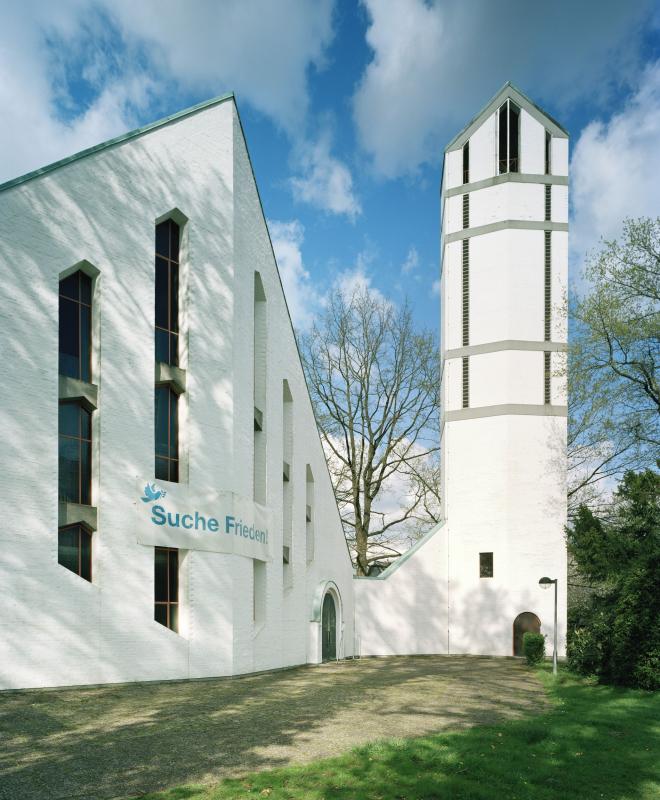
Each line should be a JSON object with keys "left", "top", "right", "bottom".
{"left": 0, "top": 92, "right": 235, "bottom": 194}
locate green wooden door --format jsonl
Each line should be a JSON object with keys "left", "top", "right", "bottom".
{"left": 322, "top": 593, "right": 336, "bottom": 661}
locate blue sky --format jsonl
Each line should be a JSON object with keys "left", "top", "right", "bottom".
{"left": 2, "top": 0, "right": 660, "bottom": 333}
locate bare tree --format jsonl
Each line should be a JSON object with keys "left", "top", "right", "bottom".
{"left": 300, "top": 286, "right": 440, "bottom": 574}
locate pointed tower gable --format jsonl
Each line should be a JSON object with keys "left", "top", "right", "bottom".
{"left": 445, "top": 81, "right": 568, "bottom": 153}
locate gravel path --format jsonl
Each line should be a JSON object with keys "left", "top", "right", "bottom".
{"left": 0, "top": 655, "right": 548, "bottom": 800}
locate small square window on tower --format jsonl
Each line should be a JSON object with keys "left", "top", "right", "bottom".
{"left": 479, "top": 552, "right": 494, "bottom": 578}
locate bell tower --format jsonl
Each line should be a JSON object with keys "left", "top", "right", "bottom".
{"left": 440, "top": 83, "right": 569, "bottom": 656}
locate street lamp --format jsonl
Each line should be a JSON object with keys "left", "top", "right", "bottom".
{"left": 539, "top": 576, "right": 558, "bottom": 675}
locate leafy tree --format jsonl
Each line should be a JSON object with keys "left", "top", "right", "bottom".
{"left": 566, "top": 469, "right": 660, "bottom": 689}
{"left": 300, "top": 286, "right": 440, "bottom": 574}
{"left": 567, "top": 218, "right": 660, "bottom": 516}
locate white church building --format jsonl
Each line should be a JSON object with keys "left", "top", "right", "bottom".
{"left": 0, "top": 83, "right": 568, "bottom": 690}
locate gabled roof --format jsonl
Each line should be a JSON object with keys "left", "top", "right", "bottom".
{"left": 445, "top": 81, "right": 569, "bottom": 152}
{"left": 0, "top": 92, "right": 235, "bottom": 194}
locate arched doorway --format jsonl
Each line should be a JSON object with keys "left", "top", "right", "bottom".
{"left": 513, "top": 612, "right": 541, "bottom": 656}
{"left": 321, "top": 592, "right": 337, "bottom": 661}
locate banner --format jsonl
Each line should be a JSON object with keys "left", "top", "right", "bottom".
{"left": 135, "top": 479, "right": 272, "bottom": 561}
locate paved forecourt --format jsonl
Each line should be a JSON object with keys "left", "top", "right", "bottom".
{"left": 0, "top": 656, "right": 548, "bottom": 800}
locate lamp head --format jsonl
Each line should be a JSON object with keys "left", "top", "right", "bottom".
{"left": 539, "top": 576, "right": 554, "bottom": 589}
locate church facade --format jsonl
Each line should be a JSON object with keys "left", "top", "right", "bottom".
{"left": 0, "top": 83, "right": 567, "bottom": 690}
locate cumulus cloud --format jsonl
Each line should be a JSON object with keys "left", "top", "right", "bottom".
{"left": 401, "top": 246, "right": 419, "bottom": 275}
{"left": 106, "top": 0, "right": 334, "bottom": 134}
{"left": 431, "top": 279, "right": 440, "bottom": 296}
{"left": 290, "top": 132, "right": 361, "bottom": 220}
{"left": 268, "top": 219, "right": 324, "bottom": 331}
{"left": 570, "top": 60, "right": 660, "bottom": 269}
{"left": 0, "top": 0, "right": 335, "bottom": 183}
{"left": 333, "top": 251, "right": 388, "bottom": 305}
{"left": 353, "top": 0, "right": 657, "bottom": 177}
{"left": 0, "top": 2, "right": 155, "bottom": 182}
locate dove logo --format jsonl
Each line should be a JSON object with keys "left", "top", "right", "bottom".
{"left": 141, "top": 483, "right": 167, "bottom": 503}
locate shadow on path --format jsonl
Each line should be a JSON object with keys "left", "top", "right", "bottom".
{"left": 0, "top": 655, "right": 547, "bottom": 800}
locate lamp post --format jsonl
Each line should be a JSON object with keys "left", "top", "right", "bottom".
{"left": 539, "top": 576, "right": 558, "bottom": 675}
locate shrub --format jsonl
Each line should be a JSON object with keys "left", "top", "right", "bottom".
{"left": 523, "top": 632, "right": 545, "bottom": 666}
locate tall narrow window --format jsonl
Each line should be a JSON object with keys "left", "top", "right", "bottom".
{"left": 462, "top": 140, "right": 469, "bottom": 184}
{"left": 462, "top": 239, "right": 469, "bottom": 346}
{"left": 544, "top": 231, "right": 552, "bottom": 342}
{"left": 59, "top": 402, "right": 92, "bottom": 505}
{"left": 155, "top": 385, "right": 179, "bottom": 482}
{"left": 544, "top": 351, "right": 551, "bottom": 405}
{"left": 545, "top": 184, "right": 552, "bottom": 222}
{"left": 306, "top": 465, "right": 314, "bottom": 563}
{"left": 253, "top": 559, "right": 266, "bottom": 624}
{"left": 462, "top": 193, "right": 469, "bottom": 229}
{"left": 155, "top": 219, "right": 180, "bottom": 366}
{"left": 59, "top": 271, "right": 92, "bottom": 382}
{"left": 545, "top": 131, "right": 552, "bottom": 175}
{"left": 154, "top": 546, "right": 178, "bottom": 631}
{"left": 462, "top": 357, "right": 469, "bottom": 409}
{"left": 253, "top": 273, "right": 267, "bottom": 505}
{"left": 498, "top": 100, "right": 520, "bottom": 174}
{"left": 282, "top": 380, "right": 293, "bottom": 585}
{"left": 479, "top": 552, "right": 494, "bottom": 578}
{"left": 58, "top": 525, "right": 92, "bottom": 581}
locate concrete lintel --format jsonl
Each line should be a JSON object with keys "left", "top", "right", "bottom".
{"left": 444, "top": 403, "right": 567, "bottom": 422}
{"left": 58, "top": 502, "right": 98, "bottom": 532}
{"left": 155, "top": 362, "right": 187, "bottom": 394}
{"left": 444, "top": 340, "right": 568, "bottom": 360}
{"left": 59, "top": 376, "right": 98, "bottom": 410}
{"left": 444, "top": 172, "right": 568, "bottom": 198}
{"left": 445, "top": 220, "right": 568, "bottom": 244}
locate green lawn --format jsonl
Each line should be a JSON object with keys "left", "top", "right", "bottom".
{"left": 138, "top": 666, "right": 660, "bottom": 800}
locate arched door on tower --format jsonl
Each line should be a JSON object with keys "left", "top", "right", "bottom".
{"left": 513, "top": 612, "right": 541, "bottom": 656}
{"left": 321, "top": 592, "right": 337, "bottom": 661}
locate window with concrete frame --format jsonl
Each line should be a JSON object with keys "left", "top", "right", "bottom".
{"left": 479, "top": 552, "right": 494, "bottom": 578}
{"left": 154, "top": 546, "right": 178, "bottom": 631}
{"left": 545, "top": 130, "right": 552, "bottom": 175}
{"left": 155, "top": 385, "right": 179, "bottom": 482}
{"left": 282, "top": 380, "right": 293, "bottom": 585}
{"left": 253, "top": 272, "right": 267, "bottom": 505}
{"left": 155, "top": 219, "right": 180, "bottom": 366}
{"left": 58, "top": 401, "right": 92, "bottom": 505}
{"left": 58, "top": 524, "right": 92, "bottom": 581}
{"left": 306, "top": 464, "right": 314, "bottom": 563}
{"left": 498, "top": 100, "right": 520, "bottom": 174}
{"left": 253, "top": 559, "right": 266, "bottom": 624}
{"left": 59, "top": 270, "right": 92, "bottom": 382}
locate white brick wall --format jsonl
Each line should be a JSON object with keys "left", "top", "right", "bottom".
{"left": 0, "top": 98, "right": 355, "bottom": 690}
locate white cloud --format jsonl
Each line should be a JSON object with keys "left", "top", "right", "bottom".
{"left": 107, "top": 0, "right": 335, "bottom": 134}
{"left": 0, "top": 2, "right": 155, "bottom": 182}
{"left": 290, "top": 132, "right": 361, "bottom": 220}
{"left": 268, "top": 219, "right": 323, "bottom": 331}
{"left": 0, "top": 0, "right": 335, "bottom": 183}
{"left": 401, "top": 246, "right": 419, "bottom": 275}
{"left": 353, "top": 0, "right": 657, "bottom": 177}
{"left": 570, "top": 60, "right": 660, "bottom": 269}
{"left": 334, "top": 252, "right": 388, "bottom": 305}
{"left": 431, "top": 279, "right": 440, "bottom": 295}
